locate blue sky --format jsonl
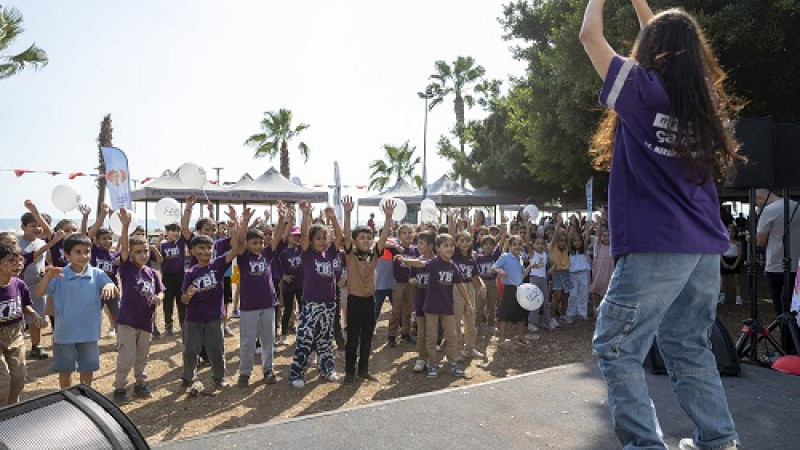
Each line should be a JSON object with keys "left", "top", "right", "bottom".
{"left": 1, "top": 1, "right": 526, "bottom": 223}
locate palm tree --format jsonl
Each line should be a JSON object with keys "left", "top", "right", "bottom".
{"left": 244, "top": 108, "right": 309, "bottom": 179}
{"left": 0, "top": 5, "right": 48, "bottom": 80}
{"left": 368, "top": 141, "right": 422, "bottom": 191}
{"left": 96, "top": 115, "right": 113, "bottom": 215}
{"left": 428, "top": 56, "right": 486, "bottom": 155}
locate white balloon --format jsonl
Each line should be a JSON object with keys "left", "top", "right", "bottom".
{"left": 109, "top": 210, "right": 137, "bottom": 237}
{"left": 419, "top": 206, "right": 439, "bottom": 223}
{"left": 155, "top": 197, "right": 182, "bottom": 225}
{"left": 380, "top": 197, "right": 407, "bottom": 221}
{"left": 420, "top": 198, "right": 436, "bottom": 211}
{"left": 516, "top": 283, "right": 544, "bottom": 311}
{"left": 523, "top": 204, "right": 540, "bottom": 223}
{"left": 178, "top": 162, "right": 207, "bottom": 189}
{"left": 51, "top": 184, "right": 82, "bottom": 213}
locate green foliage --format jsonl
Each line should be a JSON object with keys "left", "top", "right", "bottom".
{"left": 244, "top": 108, "right": 309, "bottom": 178}
{"left": 368, "top": 141, "right": 422, "bottom": 191}
{"left": 460, "top": 0, "right": 798, "bottom": 205}
{"left": 0, "top": 5, "right": 48, "bottom": 80}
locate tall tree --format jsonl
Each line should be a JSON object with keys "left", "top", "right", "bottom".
{"left": 428, "top": 56, "right": 487, "bottom": 155}
{"left": 244, "top": 108, "right": 310, "bottom": 179}
{"left": 368, "top": 141, "right": 422, "bottom": 191}
{"left": 0, "top": 5, "right": 47, "bottom": 80}
{"left": 96, "top": 114, "right": 113, "bottom": 215}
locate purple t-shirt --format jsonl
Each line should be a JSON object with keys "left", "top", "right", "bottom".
{"left": 389, "top": 245, "right": 420, "bottom": 283}
{"left": 279, "top": 245, "right": 304, "bottom": 292}
{"left": 49, "top": 239, "right": 68, "bottom": 268}
{"left": 182, "top": 256, "right": 230, "bottom": 322}
{"left": 236, "top": 248, "right": 278, "bottom": 310}
{"left": 160, "top": 236, "right": 186, "bottom": 274}
{"left": 0, "top": 278, "right": 32, "bottom": 328}
{"left": 600, "top": 56, "right": 728, "bottom": 257}
{"left": 301, "top": 243, "right": 338, "bottom": 303}
{"left": 91, "top": 244, "right": 119, "bottom": 283}
{"left": 411, "top": 261, "right": 431, "bottom": 317}
{"left": 476, "top": 247, "right": 502, "bottom": 280}
{"left": 188, "top": 235, "right": 231, "bottom": 267}
{"left": 422, "top": 257, "right": 464, "bottom": 315}
{"left": 452, "top": 252, "right": 478, "bottom": 284}
{"left": 117, "top": 259, "right": 164, "bottom": 332}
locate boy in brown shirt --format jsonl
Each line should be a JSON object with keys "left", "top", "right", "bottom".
{"left": 341, "top": 196, "right": 393, "bottom": 382}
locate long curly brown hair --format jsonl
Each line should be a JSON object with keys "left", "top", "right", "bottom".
{"left": 589, "top": 8, "right": 744, "bottom": 183}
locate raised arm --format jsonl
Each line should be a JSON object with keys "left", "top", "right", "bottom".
{"left": 118, "top": 208, "right": 132, "bottom": 261}
{"left": 88, "top": 203, "right": 109, "bottom": 241}
{"left": 324, "top": 205, "right": 343, "bottom": 250}
{"left": 33, "top": 230, "right": 65, "bottom": 260}
{"left": 78, "top": 204, "right": 92, "bottom": 235}
{"left": 24, "top": 200, "right": 53, "bottom": 240}
{"left": 299, "top": 200, "right": 312, "bottom": 252}
{"left": 631, "top": 0, "right": 654, "bottom": 29}
{"left": 579, "top": 0, "right": 616, "bottom": 80}
{"left": 376, "top": 199, "right": 395, "bottom": 253}
{"left": 181, "top": 195, "right": 196, "bottom": 241}
{"left": 271, "top": 201, "right": 288, "bottom": 252}
{"left": 341, "top": 196, "right": 354, "bottom": 250}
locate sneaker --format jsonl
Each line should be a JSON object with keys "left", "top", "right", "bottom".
{"left": 547, "top": 318, "right": 560, "bottom": 330}
{"left": 213, "top": 378, "right": 229, "bottom": 389}
{"left": 255, "top": 346, "right": 262, "bottom": 355}
{"left": 358, "top": 372, "right": 378, "bottom": 382}
{"left": 517, "top": 338, "right": 531, "bottom": 346}
{"left": 427, "top": 365, "right": 439, "bottom": 379}
{"left": 401, "top": 333, "right": 416, "bottom": 345}
{"left": 718, "top": 292, "right": 726, "bottom": 304}
{"left": 735, "top": 296, "right": 743, "bottom": 305}
{"left": 224, "top": 327, "right": 234, "bottom": 337}
{"left": 180, "top": 378, "right": 194, "bottom": 388}
{"left": 291, "top": 379, "right": 305, "bottom": 389}
{"left": 678, "top": 438, "right": 737, "bottom": 450}
{"left": 499, "top": 339, "right": 514, "bottom": 349}
{"left": 113, "top": 389, "right": 130, "bottom": 403}
{"left": 186, "top": 381, "right": 202, "bottom": 397}
{"left": 388, "top": 336, "right": 398, "bottom": 347}
{"left": 232, "top": 309, "right": 240, "bottom": 318}
{"left": 413, "top": 359, "right": 427, "bottom": 373}
{"left": 279, "top": 335, "right": 289, "bottom": 345}
{"left": 560, "top": 316, "right": 574, "bottom": 325}
{"left": 165, "top": 324, "right": 174, "bottom": 336}
{"left": 133, "top": 383, "right": 153, "bottom": 398}
{"left": 107, "top": 327, "right": 116, "bottom": 338}
{"left": 237, "top": 375, "right": 250, "bottom": 387}
{"left": 320, "top": 372, "right": 341, "bottom": 382}
{"left": 489, "top": 326, "right": 499, "bottom": 335}
{"left": 28, "top": 345, "right": 49, "bottom": 360}
{"left": 434, "top": 344, "right": 442, "bottom": 352}
{"left": 263, "top": 370, "right": 277, "bottom": 384}
{"left": 464, "top": 348, "right": 485, "bottom": 359}
{"left": 448, "top": 363, "right": 465, "bottom": 378}
{"left": 527, "top": 323, "right": 538, "bottom": 332}
{"left": 152, "top": 327, "right": 161, "bottom": 339}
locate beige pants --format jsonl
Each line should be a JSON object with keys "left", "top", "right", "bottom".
{"left": 476, "top": 279, "right": 499, "bottom": 327}
{"left": 425, "top": 313, "right": 457, "bottom": 365}
{"left": 416, "top": 316, "right": 427, "bottom": 360}
{"left": 0, "top": 322, "right": 26, "bottom": 407}
{"left": 388, "top": 282, "right": 414, "bottom": 337}
{"left": 453, "top": 283, "right": 476, "bottom": 351}
{"left": 113, "top": 324, "right": 151, "bottom": 390}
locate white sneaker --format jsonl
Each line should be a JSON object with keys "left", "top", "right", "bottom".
{"left": 464, "top": 348, "right": 485, "bottom": 359}
{"left": 290, "top": 379, "right": 305, "bottom": 389}
{"left": 321, "top": 372, "right": 340, "bottom": 382}
{"left": 678, "top": 438, "right": 737, "bottom": 450}
{"left": 560, "top": 316, "right": 574, "bottom": 325}
{"left": 547, "top": 318, "right": 560, "bottom": 330}
{"left": 413, "top": 359, "right": 427, "bottom": 373}
{"left": 527, "top": 323, "right": 538, "bottom": 332}
{"left": 107, "top": 327, "right": 116, "bottom": 338}
{"left": 718, "top": 292, "right": 726, "bottom": 304}
{"left": 735, "top": 296, "right": 743, "bottom": 305}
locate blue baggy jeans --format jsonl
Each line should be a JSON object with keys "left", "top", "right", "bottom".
{"left": 592, "top": 253, "right": 738, "bottom": 449}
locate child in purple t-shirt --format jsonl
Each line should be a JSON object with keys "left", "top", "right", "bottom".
{"left": 234, "top": 204, "right": 287, "bottom": 387}
{"left": 0, "top": 242, "right": 47, "bottom": 406}
{"left": 180, "top": 206, "right": 245, "bottom": 391}
{"left": 159, "top": 223, "right": 186, "bottom": 335}
{"left": 112, "top": 209, "right": 165, "bottom": 403}
{"left": 398, "top": 234, "right": 469, "bottom": 379}
{"left": 409, "top": 231, "right": 436, "bottom": 374}
{"left": 88, "top": 203, "right": 122, "bottom": 339}
{"left": 289, "top": 201, "right": 343, "bottom": 389}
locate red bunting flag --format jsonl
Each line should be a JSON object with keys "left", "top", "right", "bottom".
{"left": 14, "top": 169, "right": 32, "bottom": 177}
{"left": 68, "top": 172, "right": 86, "bottom": 179}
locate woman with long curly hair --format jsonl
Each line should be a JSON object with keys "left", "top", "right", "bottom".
{"left": 580, "top": 1, "right": 741, "bottom": 449}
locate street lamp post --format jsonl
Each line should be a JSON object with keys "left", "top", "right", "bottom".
{"left": 417, "top": 86, "right": 434, "bottom": 199}
{"left": 212, "top": 167, "right": 223, "bottom": 220}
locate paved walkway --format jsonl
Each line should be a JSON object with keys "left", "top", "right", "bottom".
{"left": 157, "top": 361, "right": 799, "bottom": 449}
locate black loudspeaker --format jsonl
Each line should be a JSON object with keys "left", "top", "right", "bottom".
{"left": 774, "top": 122, "right": 800, "bottom": 188}
{"left": 725, "top": 116, "right": 776, "bottom": 188}
{"left": 0, "top": 384, "right": 149, "bottom": 449}
{"left": 644, "top": 316, "right": 741, "bottom": 376}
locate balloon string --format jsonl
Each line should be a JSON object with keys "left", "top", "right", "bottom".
{"left": 202, "top": 189, "right": 209, "bottom": 203}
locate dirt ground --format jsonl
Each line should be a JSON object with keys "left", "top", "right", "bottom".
{"left": 20, "top": 275, "right": 772, "bottom": 446}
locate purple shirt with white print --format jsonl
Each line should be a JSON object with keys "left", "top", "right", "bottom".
{"left": 422, "top": 257, "right": 464, "bottom": 315}
{"left": 182, "top": 256, "right": 230, "bottom": 322}
{"left": 116, "top": 259, "right": 164, "bottom": 332}
{"left": 300, "top": 243, "right": 338, "bottom": 303}
{"left": 236, "top": 248, "right": 278, "bottom": 311}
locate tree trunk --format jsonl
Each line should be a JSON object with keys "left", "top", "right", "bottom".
{"left": 453, "top": 94, "right": 466, "bottom": 186}
{"left": 96, "top": 114, "right": 113, "bottom": 218}
{"left": 280, "top": 139, "right": 290, "bottom": 178}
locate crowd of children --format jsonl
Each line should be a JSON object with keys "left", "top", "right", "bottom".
{"left": 0, "top": 196, "right": 620, "bottom": 407}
